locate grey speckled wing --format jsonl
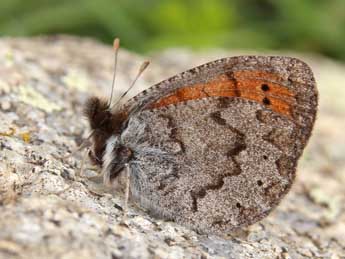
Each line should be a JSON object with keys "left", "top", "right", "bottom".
{"left": 121, "top": 96, "right": 303, "bottom": 234}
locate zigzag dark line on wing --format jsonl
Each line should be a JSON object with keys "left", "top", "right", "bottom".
{"left": 190, "top": 113, "right": 246, "bottom": 212}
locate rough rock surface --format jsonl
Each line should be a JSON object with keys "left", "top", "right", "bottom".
{"left": 0, "top": 36, "right": 344, "bottom": 259}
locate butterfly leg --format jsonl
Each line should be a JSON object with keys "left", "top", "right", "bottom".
{"left": 78, "top": 147, "right": 90, "bottom": 178}
{"left": 122, "top": 164, "right": 131, "bottom": 221}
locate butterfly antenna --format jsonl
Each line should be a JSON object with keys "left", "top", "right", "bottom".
{"left": 111, "top": 60, "right": 150, "bottom": 110}
{"left": 108, "top": 38, "right": 120, "bottom": 107}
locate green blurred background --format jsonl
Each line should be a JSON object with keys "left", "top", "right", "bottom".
{"left": 1, "top": 0, "right": 345, "bottom": 60}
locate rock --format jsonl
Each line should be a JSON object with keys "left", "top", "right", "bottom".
{"left": 0, "top": 35, "right": 344, "bottom": 259}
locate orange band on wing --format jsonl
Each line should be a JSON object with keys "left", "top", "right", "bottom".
{"left": 148, "top": 70, "right": 295, "bottom": 118}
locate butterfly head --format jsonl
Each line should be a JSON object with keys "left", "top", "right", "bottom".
{"left": 80, "top": 37, "right": 148, "bottom": 183}
{"left": 83, "top": 96, "right": 115, "bottom": 166}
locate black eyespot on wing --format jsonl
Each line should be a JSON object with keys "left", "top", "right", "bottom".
{"left": 261, "top": 84, "right": 269, "bottom": 91}
{"left": 262, "top": 97, "right": 271, "bottom": 105}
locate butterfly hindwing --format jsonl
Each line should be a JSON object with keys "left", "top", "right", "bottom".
{"left": 121, "top": 96, "right": 301, "bottom": 234}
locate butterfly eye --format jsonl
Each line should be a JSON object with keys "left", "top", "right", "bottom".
{"left": 257, "top": 180, "right": 263, "bottom": 186}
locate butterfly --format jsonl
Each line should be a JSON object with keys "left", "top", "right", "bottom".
{"left": 82, "top": 38, "right": 318, "bottom": 235}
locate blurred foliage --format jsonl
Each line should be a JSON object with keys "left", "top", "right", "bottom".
{"left": 1, "top": 0, "right": 345, "bottom": 60}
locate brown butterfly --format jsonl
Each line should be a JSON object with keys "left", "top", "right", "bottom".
{"left": 82, "top": 38, "right": 318, "bottom": 235}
